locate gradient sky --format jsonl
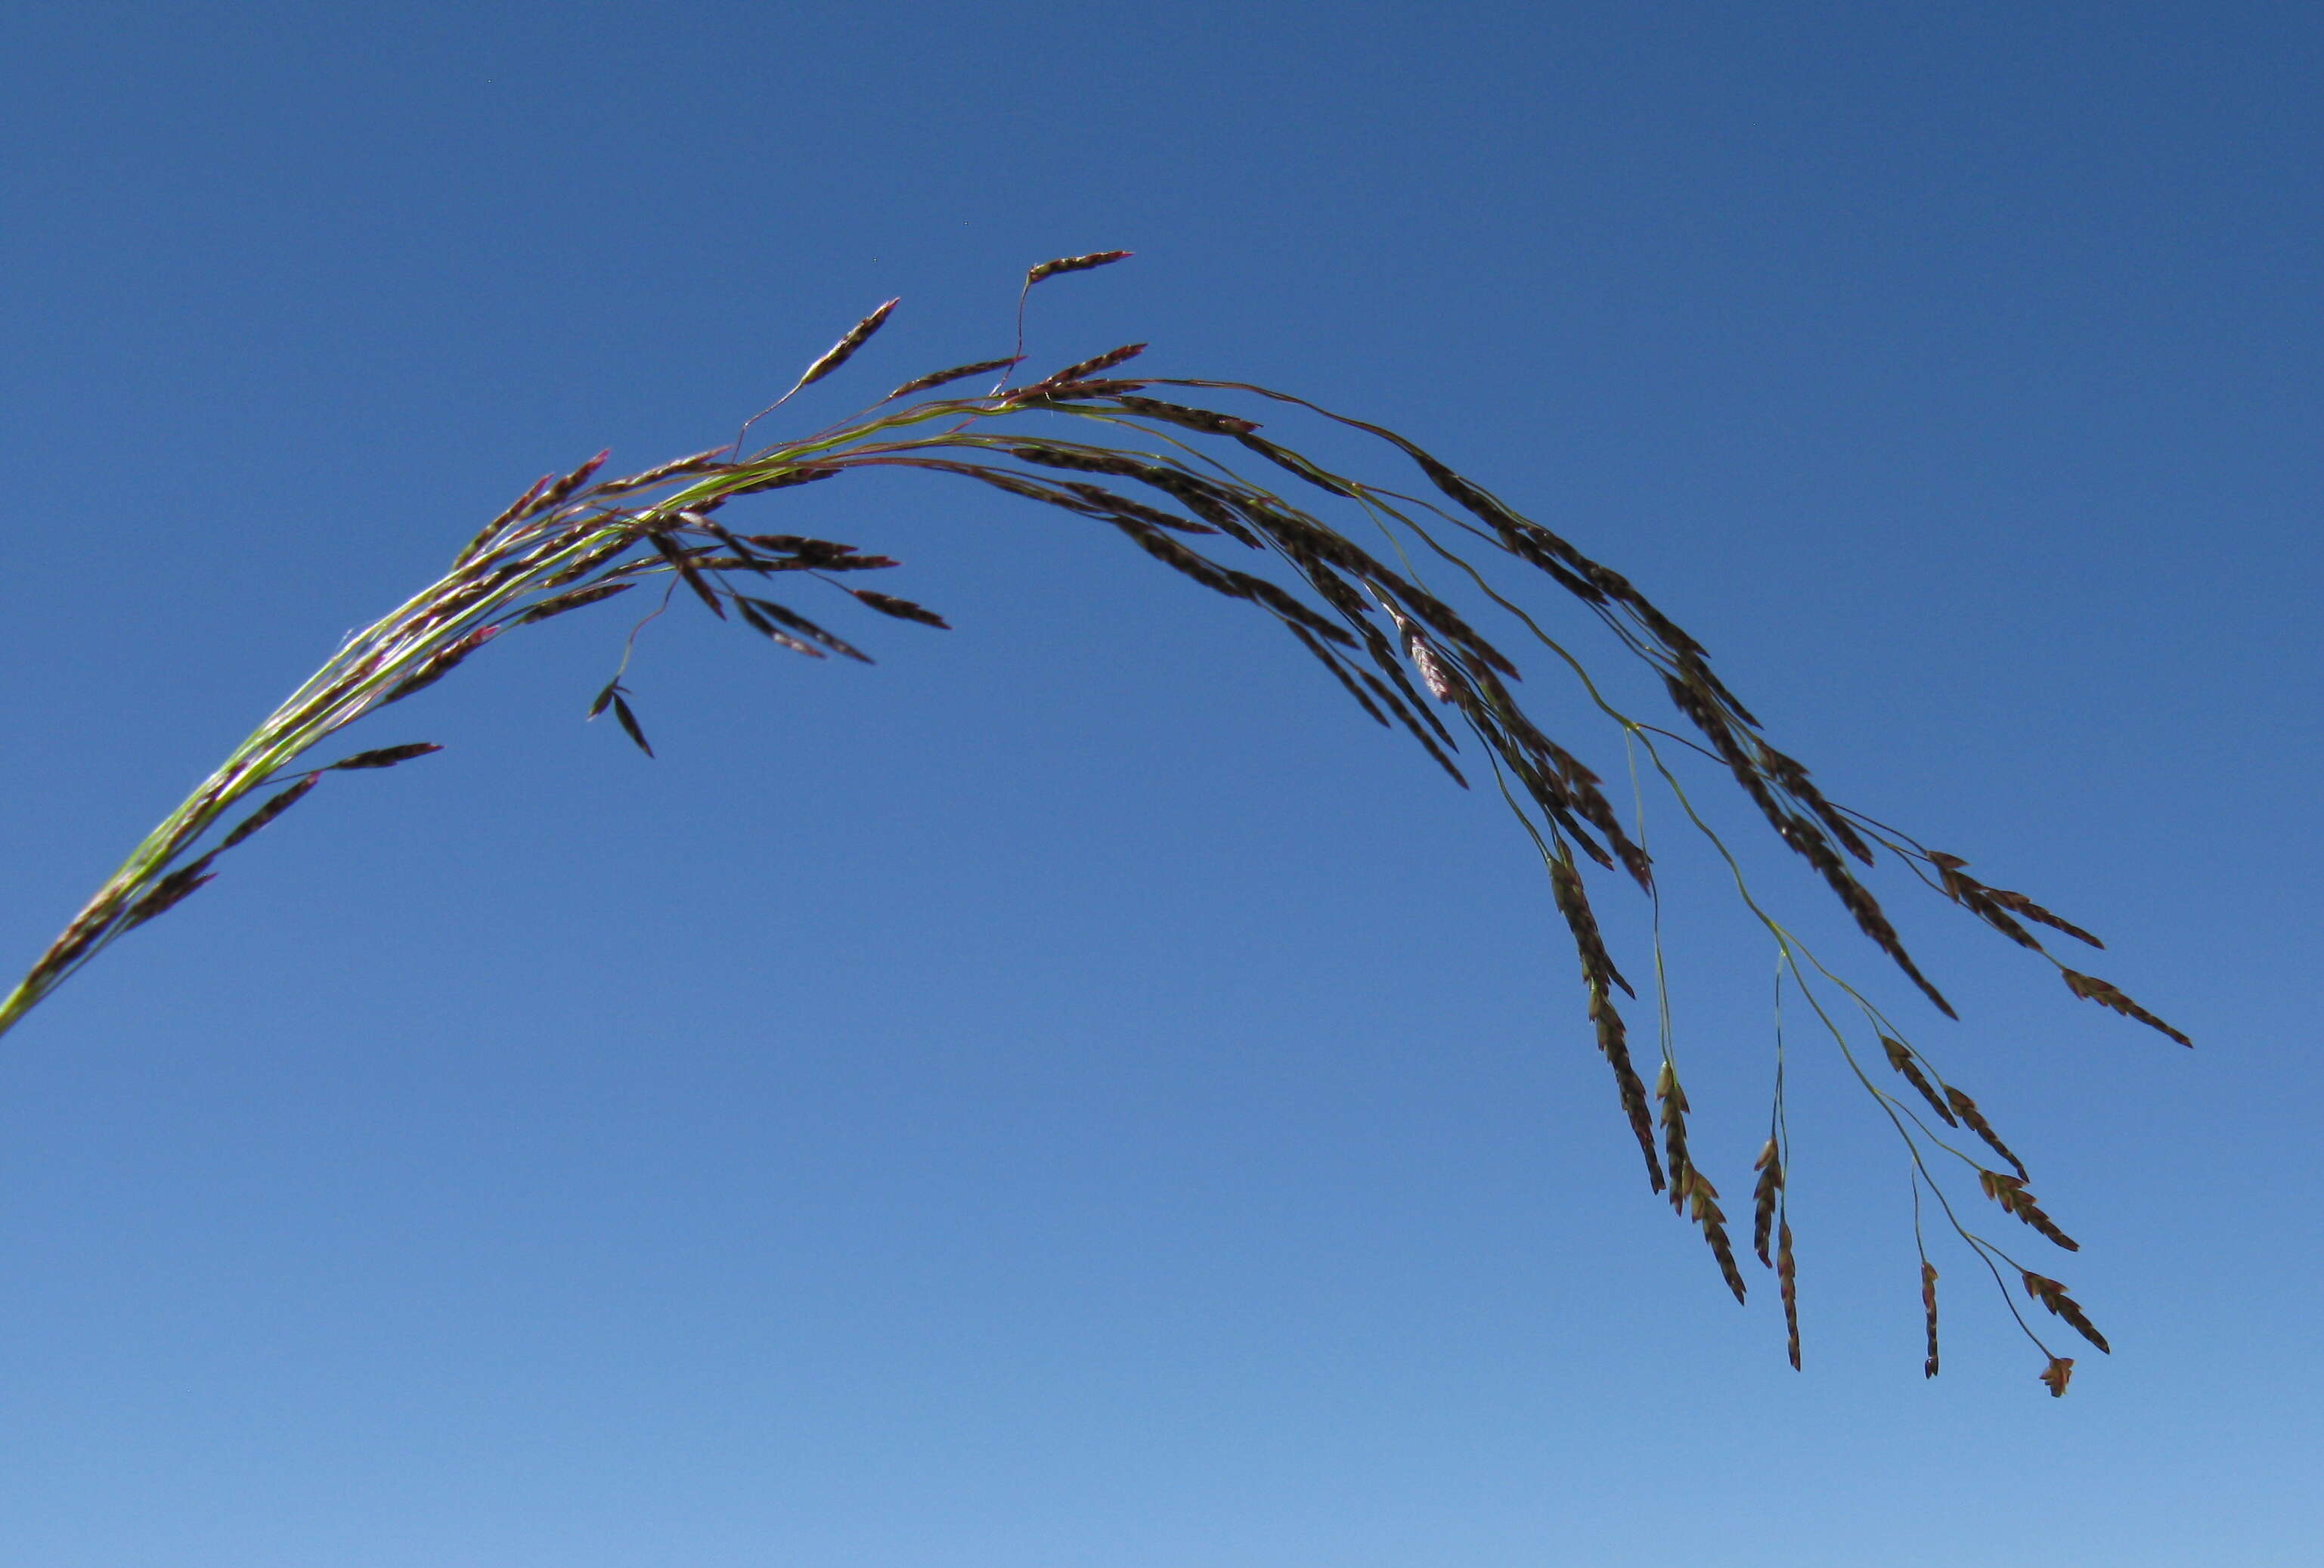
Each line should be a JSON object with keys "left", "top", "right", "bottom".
{"left": 3, "top": 4, "right": 2319, "bottom": 1565}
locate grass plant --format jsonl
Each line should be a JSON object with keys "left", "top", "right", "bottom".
{"left": 1, "top": 254, "right": 2186, "bottom": 1394}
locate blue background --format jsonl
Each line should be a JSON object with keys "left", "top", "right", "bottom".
{"left": 2, "top": 4, "right": 2318, "bottom": 1564}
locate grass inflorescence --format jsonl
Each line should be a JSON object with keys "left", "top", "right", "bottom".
{"left": 0, "top": 256, "right": 2189, "bottom": 1394}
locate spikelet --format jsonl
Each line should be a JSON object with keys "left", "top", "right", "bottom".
{"left": 726, "top": 464, "right": 840, "bottom": 495}
{"left": 1751, "top": 1137, "right": 1783, "bottom": 1266}
{"left": 1880, "top": 1036, "right": 1957, "bottom": 1126}
{"left": 2022, "top": 1272, "right": 2110, "bottom": 1353}
{"left": 2061, "top": 968, "right": 2192, "bottom": 1047}
{"left": 513, "top": 581, "right": 634, "bottom": 625}
{"left": 1928, "top": 852, "right": 2105, "bottom": 949}
{"left": 1977, "top": 1169, "right": 2079, "bottom": 1251}
{"left": 1945, "top": 1086, "right": 2028, "bottom": 1181}
{"left": 593, "top": 446, "right": 730, "bottom": 495}
{"left": 219, "top": 773, "right": 321, "bottom": 850}
{"left": 1920, "top": 1261, "right": 1941, "bottom": 1378}
{"left": 384, "top": 626, "right": 500, "bottom": 704}
{"left": 1545, "top": 848, "right": 1660, "bottom": 1191}
{"left": 2039, "top": 1356, "right": 2075, "bottom": 1397}
{"left": 739, "top": 598, "right": 872, "bottom": 663}
{"left": 118, "top": 856, "right": 218, "bottom": 931}
{"left": 786, "top": 299, "right": 900, "bottom": 395}
{"left": 1027, "top": 250, "right": 1133, "bottom": 284}
{"left": 456, "top": 473, "right": 552, "bottom": 563}
{"left": 1658, "top": 1061, "right": 1746, "bottom": 1303}
{"left": 731, "top": 597, "right": 823, "bottom": 659}
{"left": 1777, "top": 1221, "right": 1800, "bottom": 1368}
{"left": 1115, "top": 395, "right": 1260, "bottom": 436}
{"left": 647, "top": 531, "right": 727, "bottom": 618}
{"left": 885, "top": 357, "right": 1023, "bottom": 401}
{"left": 851, "top": 590, "right": 950, "bottom": 628}
{"left": 1037, "top": 342, "right": 1147, "bottom": 386}
{"left": 326, "top": 742, "right": 443, "bottom": 771}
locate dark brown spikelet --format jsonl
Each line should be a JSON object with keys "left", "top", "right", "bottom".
{"left": 1114, "top": 395, "right": 1261, "bottom": 436}
{"left": 726, "top": 465, "right": 840, "bottom": 495}
{"left": 1928, "top": 852, "right": 2106, "bottom": 950}
{"left": 851, "top": 590, "right": 950, "bottom": 628}
{"left": 1658, "top": 1062, "right": 1747, "bottom": 1302}
{"left": 1027, "top": 250, "right": 1133, "bottom": 284}
{"left": 792, "top": 298, "right": 899, "bottom": 392}
{"left": 2061, "top": 968, "right": 2193, "bottom": 1047}
{"left": 738, "top": 535, "right": 881, "bottom": 567}
{"left": 587, "top": 679, "right": 621, "bottom": 719}
{"left": 1751, "top": 1137, "right": 1783, "bottom": 1267}
{"left": 1588, "top": 992, "right": 1662, "bottom": 1192}
{"left": 513, "top": 581, "right": 634, "bottom": 624}
{"left": 326, "top": 742, "right": 444, "bottom": 771}
{"left": 453, "top": 446, "right": 604, "bottom": 560}
{"left": 1545, "top": 852, "right": 1634, "bottom": 1002}
{"left": 2040, "top": 1356, "right": 2075, "bottom": 1398}
{"left": 1055, "top": 482, "right": 1219, "bottom": 538}
{"left": 219, "top": 772, "right": 321, "bottom": 850}
{"left": 609, "top": 693, "right": 653, "bottom": 758}
{"left": 488, "top": 474, "right": 554, "bottom": 532}
{"left": 593, "top": 446, "right": 731, "bottom": 495}
{"left": 732, "top": 597, "right": 826, "bottom": 658}
{"left": 1004, "top": 442, "right": 1155, "bottom": 479}
{"left": 1778, "top": 1221, "right": 1800, "bottom": 1368}
{"left": 535, "top": 448, "right": 611, "bottom": 512}
{"left": 742, "top": 599, "right": 873, "bottom": 663}
{"left": 1687, "top": 1167, "right": 1749, "bottom": 1305}
{"left": 1020, "top": 377, "right": 1152, "bottom": 401}
{"left": 1920, "top": 1261, "right": 1941, "bottom": 1378}
{"left": 1757, "top": 746, "right": 1875, "bottom": 866}
{"left": 648, "top": 531, "right": 726, "bottom": 618}
{"left": 1977, "top": 1169, "right": 2079, "bottom": 1251}
{"left": 1656, "top": 1060, "right": 1694, "bottom": 1213}
{"left": 1945, "top": 1086, "right": 2028, "bottom": 1181}
{"left": 1232, "top": 434, "right": 1361, "bottom": 498}
{"left": 120, "top": 853, "right": 220, "bottom": 931}
{"left": 1038, "top": 342, "right": 1147, "bottom": 386}
{"left": 885, "top": 357, "right": 1023, "bottom": 401}
{"left": 2022, "top": 1271, "right": 2111, "bottom": 1354}
{"left": 537, "top": 535, "right": 636, "bottom": 592}
{"left": 457, "top": 473, "right": 553, "bottom": 563}
{"left": 385, "top": 626, "right": 501, "bottom": 704}
{"left": 1881, "top": 1036, "right": 1957, "bottom": 1126}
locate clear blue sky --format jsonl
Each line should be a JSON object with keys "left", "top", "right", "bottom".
{"left": 2, "top": 3, "right": 2318, "bottom": 1564}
